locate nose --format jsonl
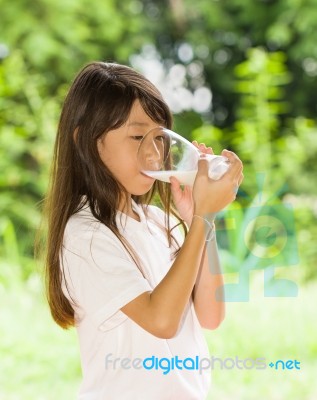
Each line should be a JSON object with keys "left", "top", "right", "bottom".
{"left": 144, "top": 140, "right": 162, "bottom": 170}
{"left": 137, "top": 127, "right": 169, "bottom": 172}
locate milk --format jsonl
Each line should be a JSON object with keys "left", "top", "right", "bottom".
{"left": 143, "top": 159, "right": 229, "bottom": 186}
{"left": 143, "top": 170, "right": 197, "bottom": 186}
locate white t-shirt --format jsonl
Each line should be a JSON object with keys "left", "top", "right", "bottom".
{"left": 61, "top": 198, "right": 211, "bottom": 400}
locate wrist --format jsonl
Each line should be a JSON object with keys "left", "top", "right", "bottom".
{"left": 193, "top": 210, "right": 217, "bottom": 223}
{"left": 190, "top": 214, "right": 217, "bottom": 242}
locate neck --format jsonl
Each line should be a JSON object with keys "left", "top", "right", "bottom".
{"left": 118, "top": 193, "right": 131, "bottom": 213}
{"left": 118, "top": 195, "right": 140, "bottom": 221}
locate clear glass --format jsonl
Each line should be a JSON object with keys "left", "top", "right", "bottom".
{"left": 137, "top": 127, "right": 229, "bottom": 186}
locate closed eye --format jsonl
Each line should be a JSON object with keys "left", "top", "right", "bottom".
{"left": 131, "top": 136, "right": 144, "bottom": 141}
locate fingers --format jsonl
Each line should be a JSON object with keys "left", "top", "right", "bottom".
{"left": 169, "top": 176, "right": 181, "bottom": 188}
{"left": 191, "top": 144, "right": 244, "bottom": 192}
{"left": 196, "top": 155, "right": 209, "bottom": 177}
{"left": 170, "top": 175, "right": 193, "bottom": 210}
{"left": 169, "top": 176, "right": 182, "bottom": 202}
{"left": 221, "top": 149, "right": 243, "bottom": 182}
{"left": 221, "top": 149, "right": 244, "bottom": 198}
{"left": 238, "top": 172, "right": 244, "bottom": 186}
{"left": 192, "top": 140, "right": 214, "bottom": 155}
{"left": 233, "top": 171, "right": 243, "bottom": 190}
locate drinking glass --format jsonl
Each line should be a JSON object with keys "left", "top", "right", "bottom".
{"left": 137, "top": 127, "right": 229, "bottom": 186}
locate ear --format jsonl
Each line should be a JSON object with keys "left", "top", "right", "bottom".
{"left": 96, "top": 133, "right": 107, "bottom": 154}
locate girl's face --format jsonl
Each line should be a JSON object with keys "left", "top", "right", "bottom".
{"left": 97, "top": 99, "right": 160, "bottom": 196}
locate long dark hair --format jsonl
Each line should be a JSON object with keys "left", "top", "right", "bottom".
{"left": 41, "top": 62, "right": 188, "bottom": 329}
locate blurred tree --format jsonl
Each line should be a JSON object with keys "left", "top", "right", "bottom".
{"left": 0, "top": 0, "right": 158, "bottom": 89}
{"left": 0, "top": 51, "right": 58, "bottom": 269}
{"left": 124, "top": 0, "right": 317, "bottom": 127}
{"left": 2, "top": 0, "right": 317, "bottom": 124}
{"left": 0, "top": 0, "right": 316, "bottom": 279}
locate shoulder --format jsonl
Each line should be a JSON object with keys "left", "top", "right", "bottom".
{"left": 65, "top": 206, "right": 98, "bottom": 236}
{"left": 64, "top": 205, "right": 117, "bottom": 248}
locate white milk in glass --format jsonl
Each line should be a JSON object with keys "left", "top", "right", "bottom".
{"left": 143, "top": 170, "right": 197, "bottom": 186}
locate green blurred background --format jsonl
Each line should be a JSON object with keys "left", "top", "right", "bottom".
{"left": 0, "top": 0, "right": 316, "bottom": 398}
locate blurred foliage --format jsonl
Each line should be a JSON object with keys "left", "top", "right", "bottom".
{"left": 0, "top": 51, "right": 59, "bottom": 268}
{"left": 192, "top": 46, "right": 317, "bottom": 282}
{"left": 177, "top": 0, "right": 317, "bottom": 125}
{"left": 0, "top": 0, "right": 316, "bottom": 276}
{"left": 0, "top": 0, "right": 151, "bottom": 89}
{"left": 2, "top": 0, "right": 317, "bottom": 121}
{"left": 0, "top": 0, "right": 316, "bottom": 280}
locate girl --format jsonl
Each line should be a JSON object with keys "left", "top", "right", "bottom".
{"left": 43, "top": 62, "right": 243, "bottom": 399}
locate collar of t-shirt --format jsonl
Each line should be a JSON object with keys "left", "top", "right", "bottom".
{"left": 116, "top": 198, "right": 150, "bottom": 232}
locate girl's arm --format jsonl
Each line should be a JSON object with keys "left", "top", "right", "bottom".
{"left": 121, "top": 152, "right": 242, "bottom": 339}
{"left": 121, "top": 216, "right": 207, "bottom": 338}
{"left": 192, "top": 236, "right": 225, "bottom": 330}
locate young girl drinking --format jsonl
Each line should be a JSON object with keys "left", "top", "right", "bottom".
{"left": 43, "top": 62, "right": 243, "bottom": 399}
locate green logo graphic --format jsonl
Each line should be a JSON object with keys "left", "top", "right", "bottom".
{"left": 207, "top": 174, "right": 299, "bottom": 302}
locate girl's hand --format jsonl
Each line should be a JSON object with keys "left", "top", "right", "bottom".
{"left": 170, "top": 141, "right": 213, "bottom": 226}
{"left": 193, "top": 148, "right": 243, "bottom": 216}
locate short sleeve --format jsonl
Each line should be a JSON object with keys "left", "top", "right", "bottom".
{"left": 61, "top": 224, "right": 152, "bottom": 330}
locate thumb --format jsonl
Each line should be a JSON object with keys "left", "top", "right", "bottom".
{"left": 196, "top": 155, "right": 209, "bottom": 178}
{"left": 170, "top": 175, "right": 181, "bottom": 187}
{"left": 169, "top": 175, "right": 183, "bottom": 202}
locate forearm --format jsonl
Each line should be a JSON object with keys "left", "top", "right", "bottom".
{"left": 193, "top": 236, "right": 225, "bottom": 330}
{"left": 149, "top": 217, "right": 207, "bottom": 335}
